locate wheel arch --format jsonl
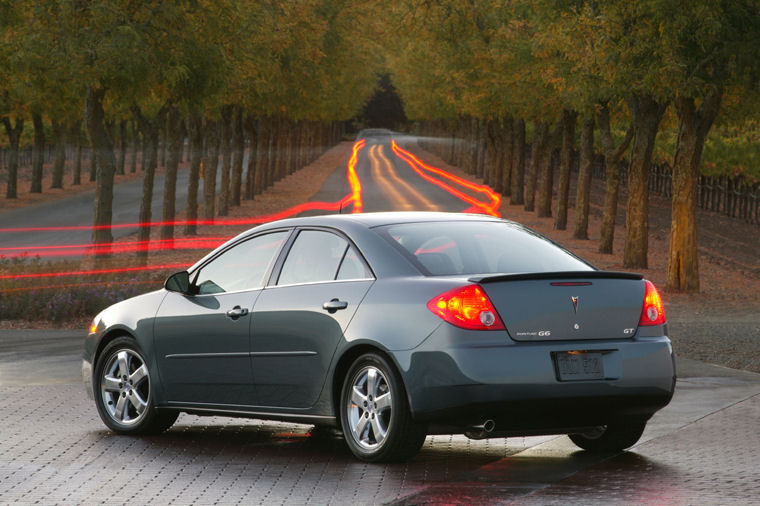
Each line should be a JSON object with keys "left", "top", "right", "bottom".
{"left": 331, "top": 343, "right": 413, "bottom": 421}
{"left": 93, "top": 328, "right": 137, "bottom": 367}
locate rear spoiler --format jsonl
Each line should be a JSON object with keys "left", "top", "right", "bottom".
{"left": 469, "top": 271, "right": 643, "bottom": 284}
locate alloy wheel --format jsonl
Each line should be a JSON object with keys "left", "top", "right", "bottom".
{"left": 346, "top": 365, "right": 393, "bottom": 450}
{"left": 100, "top": 348, "right": 151, "bottom": 426}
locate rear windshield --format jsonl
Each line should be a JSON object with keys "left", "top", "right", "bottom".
{"left": 375, "top": 221, "right": 592, "bottom": 276}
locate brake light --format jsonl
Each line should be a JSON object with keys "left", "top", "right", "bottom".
{"left": 639, "top": 280, "right": 666, "bottom": 326}
{"left": 427, "top": 285, "right": 505, "bottom": 330}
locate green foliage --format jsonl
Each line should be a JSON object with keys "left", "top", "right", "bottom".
{"left": 654, "top": 121, "right": 760, "bottom": 180}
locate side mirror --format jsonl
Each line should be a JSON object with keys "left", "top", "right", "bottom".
{"left": 165, "top": 271, "right": 191, "bottom": 294}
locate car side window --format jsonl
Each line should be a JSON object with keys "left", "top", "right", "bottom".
{"left": 277, "top": 230, "right": 348, "bottom": 285}
{"left": 336, "top": 246, "right": 372, "bottom": 280}
{"left": 194, "top": 231, "right": 288, "bottom": 295}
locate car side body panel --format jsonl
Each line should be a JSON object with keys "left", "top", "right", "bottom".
{"left": 83, "top": 290, "right": 167, "bottom": 401}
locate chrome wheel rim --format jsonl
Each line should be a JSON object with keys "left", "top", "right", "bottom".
{"left": 100, "top": 348, "right": 150, "bottom": 426}
{"left": 346, "top": 366, "right": 392, "bottom": 450}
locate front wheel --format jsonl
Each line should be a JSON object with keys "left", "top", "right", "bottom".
{"left": 93, "top": 337, "right": 178, "bottom": 435}
{"left": 340, "top": 352, "right": 426, "bottom": 462}
{"left": 569, "top": 420, "right": 647, "bottom": 452}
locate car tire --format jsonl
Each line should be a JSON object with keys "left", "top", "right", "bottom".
{"left": 340, "top": 352, "right": 427, "bottom": 462}
{"left": 93, "top": 337, "right": 178, "bottom": 435}
{"left": 569, "top": 420, "right": 647, "bottom": 452}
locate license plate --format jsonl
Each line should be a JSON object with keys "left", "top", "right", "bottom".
{"left": 554, "top": 352, "right": 604, "bottom": 381}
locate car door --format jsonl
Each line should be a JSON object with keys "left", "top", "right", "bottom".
{"left": 250, "top": 228, "right": 374, "bottom": 409}
{"left": 154, "top": 230, "right": 290, "bottom": 406}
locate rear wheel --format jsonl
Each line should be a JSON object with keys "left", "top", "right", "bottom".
{"left": 340, "top": 352, "right": 426, "bottom": 462}
{"left": 569, "top": 420, "right": 647, "bottom": 452}
{"left": 94, "top": 337, "right": 178, "bottom": 435}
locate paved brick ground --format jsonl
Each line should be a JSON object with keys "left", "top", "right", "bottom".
{"left": 2, "top": 379, "right": 759, "bottom": 505}
{"left": 0, "top": 384, "right": 531, "bottom": 504}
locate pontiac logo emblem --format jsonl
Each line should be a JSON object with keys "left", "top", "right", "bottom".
{"left": 570, "top": 296, "right": 579, "bottom": 314}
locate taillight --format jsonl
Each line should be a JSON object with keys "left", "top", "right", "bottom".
{"left": 639, "top": 280, "right": 665, "bottom": 326}
{"left": 427, "top": 284, "right": 505, "bottom": 330}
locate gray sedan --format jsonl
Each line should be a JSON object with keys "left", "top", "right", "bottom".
{"left": 83, "top": 212, "right": 675, "bottom": 462}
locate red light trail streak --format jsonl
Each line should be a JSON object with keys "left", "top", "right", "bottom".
{"left": 0, "top": 237, "right": 231, "bottom": 258}
{"left": 1, "top": 279, "right": 160, "bottom": 293}
{"left": 390, "top": 140, "right": 501, "bottom": 217}
{"left": 0, "top": 263, "right": 193, "bottom": 281}
{"left": 1, "top": 141, "right": 366, "bottom": 282}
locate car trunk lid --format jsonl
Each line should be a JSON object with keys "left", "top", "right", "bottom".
{"left": 470, "top": 271, "right": 645, "bottom": 341}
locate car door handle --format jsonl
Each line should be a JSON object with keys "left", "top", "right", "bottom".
{"left": 226, "top": 306, "right": 249, "bottom": 319}
{"left": 322, "top": 299, "right": 348, "bottom": 313}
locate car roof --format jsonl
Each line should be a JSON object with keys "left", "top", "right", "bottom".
{"left": 247, "top": 211, "right": 505, "bottom": 232}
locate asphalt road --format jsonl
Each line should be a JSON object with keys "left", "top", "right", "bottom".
{"left": 0, "top": 159, "right": 232, "bottom": 254}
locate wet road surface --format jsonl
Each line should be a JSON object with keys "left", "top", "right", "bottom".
{"left": 1, "top": 329, "right": 759, "bottom": 504}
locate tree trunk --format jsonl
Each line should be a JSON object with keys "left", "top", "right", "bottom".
{"left": 284, "top": 118, "right": 295, "bottom": 176}
{"left": 161, "top": 107, "right": 184, "bottom": 241}
{"left": 573, "top": 116, "right": 595, "bottom": 239}
{"left": 256, "top": 117, "right": 269, "bottom": 194}
{"left": 500, "top": 117, "right": 513, "bottom": 197}
{"left": 267, "top": 117, "right": 277, "bottom": 188}
{"left": 31, "top": 112, "right": 45, "bottom": 193}
{"left": 537, "top": 121, "right": 560, "bottom": 218}
{"left": 85, "top": 86, "right": 117, "bottom": 248}
{"left": 510, "top": 118, "right": 526, "bottom": 205}
{"left": 525, "top": 120, "right": 547, "bottom": 212}
{"left": 89, "top": 143, "right": 97, "bottom": 182}
{"left": 134, "top": 107, "right": 162, "bottom": 259}
{"left": 117, "top": 119, "right": 127, "bottom": 175}
{"left": 554, "top": 110, "right": 577, "bottom": 229}
{"left": 203, "top": 121, "right": 220, "bottom": 221}
{"left": 130, "top": 119, "right": 138, "bottom": 173}
{"left": 2, "top": 117, "right": 23, "bottom": 199}
{"left": 485, "top": 119, "right": 500, "bottom": 190}
{"left": 218, "top": 105, "right": 232, "bottom": 216}
{"left": 160, "top": 117, "right": 167, "bottom": 167}
{"left": 598, "top": 104, "right": 633, "bottom": 254}
{"left": 71, "top": 121, "right": 83, "bottom": 186}
{"left": 185, "top": 112, "right": 203, "bottom": 235}
{"left": 244, "top": 115, "right": 258, "bottom": 200}
{"left": 623, "top": 94, "right": 668, "bottom": 268}
{"left": 50, "top": 119, "right": 65, "bottom": 189}
{"left": 231, "top": 107, "right": 244, "bottom": 206}
{"left": 274, "top": 116, "right": 287, "bottom": 182}
{"left": 666, "top": 90, "right": 721, "bottom": 293}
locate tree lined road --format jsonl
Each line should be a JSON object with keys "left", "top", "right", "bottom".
{"left": 1, "top": 138, "right": 488, "bottom": 259}
{"left": 0, "top": 161, "right": 232, "bottom": 258}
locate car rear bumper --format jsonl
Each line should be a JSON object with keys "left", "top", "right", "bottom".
{"left": 394, "top": 326, "right": 675, "bottom": 432}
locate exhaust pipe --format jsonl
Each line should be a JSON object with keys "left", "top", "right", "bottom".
{"left": 465, "top": 419, "right": 496, "bottom": 440}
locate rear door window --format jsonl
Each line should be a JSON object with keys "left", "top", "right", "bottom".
{"left": 277, "top": 230, "right": 349, "bottom": 285}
